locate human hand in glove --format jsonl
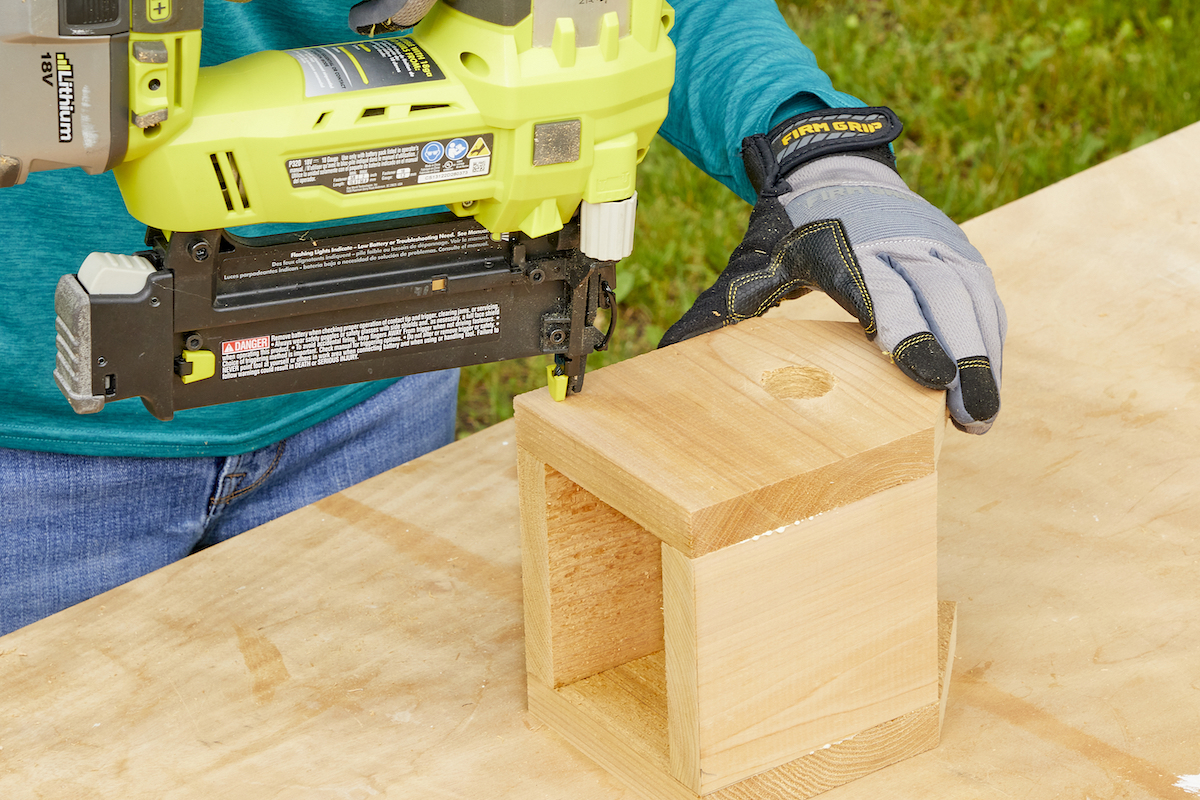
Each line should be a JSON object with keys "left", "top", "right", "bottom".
{"left": 348, "top": 0, "right": 436, "bottom": 34}
{"left": 660, "top": 108, "right": 1006, "bottom": 434}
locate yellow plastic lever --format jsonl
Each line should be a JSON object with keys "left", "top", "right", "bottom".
{"left": 180, "top": 349, "right": 215, "bottom": 384}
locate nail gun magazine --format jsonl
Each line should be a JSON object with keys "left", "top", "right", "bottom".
{"left": 0, "top": 0, "right": 675, "bottom": 419}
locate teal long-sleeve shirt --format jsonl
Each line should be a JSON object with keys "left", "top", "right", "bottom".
{"left": 0, "top": 0, "right": 862, "bottom": 457}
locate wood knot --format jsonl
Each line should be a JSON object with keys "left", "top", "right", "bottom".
{"left": 760, "top": 365, "right": 836, "bottom": 400}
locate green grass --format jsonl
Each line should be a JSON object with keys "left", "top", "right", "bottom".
{"left": 456, "top": 0, "right": 1200, "bottom": 435}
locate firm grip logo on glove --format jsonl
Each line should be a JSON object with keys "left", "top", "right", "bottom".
{"left": 778, "top": 116, "right": 885, "bottom": 147}
{"left": 769, "top": 107, "right": 902, "bottom": 175}
{"left": 744, "top": 107, "right": 904, "bottom": 196}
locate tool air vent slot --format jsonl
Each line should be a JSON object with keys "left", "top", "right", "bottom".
{"left": 209, "top": 151, "right": 251, "bottom": 213}
{"left": 354, "top": 104, "right": 450, "bottom": 122}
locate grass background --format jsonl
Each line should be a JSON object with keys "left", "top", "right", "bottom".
{"left": 456, "top": 0, "right": 1199, "bottom": 434}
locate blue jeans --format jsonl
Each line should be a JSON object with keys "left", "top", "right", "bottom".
{"left": 0, "top": 371, "right": 458, "bottom": 636}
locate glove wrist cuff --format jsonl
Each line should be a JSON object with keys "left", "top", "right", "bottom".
{"left": 743, "top": 107, "right": 904, "bottom": 195}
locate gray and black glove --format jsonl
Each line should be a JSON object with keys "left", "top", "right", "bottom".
{"left": 349, "top": 0, "right": 436, "bottom": 34}
{"left": 660, "top": 107, "right": 1006, "bottom": 434}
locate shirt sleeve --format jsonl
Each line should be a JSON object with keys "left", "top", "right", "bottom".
{"left": 661, "top": 0, "right": 865, "bottom": 203}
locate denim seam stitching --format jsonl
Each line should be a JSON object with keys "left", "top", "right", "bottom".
{"left": 210, "top": 441, "right": 286, "bottom": 508}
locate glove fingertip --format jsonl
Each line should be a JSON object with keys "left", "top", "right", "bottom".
{"left": 659, "top": 309, "right": 725, "bottom": 349}
{"left": 657, "top": 325, "right": 688, "bottom": 349}
{"left": 957, "top": 356, "right": 1001, "bottom": 422}
{"left": 951, "top": 415, "right": 995, "bottom": 435}
{"left": 892, "top": 332, "right": 956, "bottom": 389}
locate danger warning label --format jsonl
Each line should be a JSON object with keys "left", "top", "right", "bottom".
{"left": 221, "top": 336, "right": 270, "bottom": 355}
{"left": 287, "top": 133, "right": 493, "bottom": 195}
{"left": 219, "top": 304, "right": 501, "bottom": 380}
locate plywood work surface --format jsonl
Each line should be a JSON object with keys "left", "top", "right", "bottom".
{"left": 3, "top": 123, "right": 1200, "bottom": 799}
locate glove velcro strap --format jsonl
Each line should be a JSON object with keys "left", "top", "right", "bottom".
{"left": 744, "top": 107, "right": 904, "bottom": 195}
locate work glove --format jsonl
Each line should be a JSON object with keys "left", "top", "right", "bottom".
{"left": 349, "top": 0, "right": 436, "bottom": 34}
{"left": 660, "top": 107, "right": 1006, "bottom": 434}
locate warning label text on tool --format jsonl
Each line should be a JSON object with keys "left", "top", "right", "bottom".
{"left": 220, "top": 224, "right": 501, "bottom": 282}
{"left": 219, "top": 305, "right": 502, "bottom": 380}
{"left": 286, "top": 37, "right": 444, "bottom": 97}
{"left": 287, "top": 134, "right": 493, "bottom": 195}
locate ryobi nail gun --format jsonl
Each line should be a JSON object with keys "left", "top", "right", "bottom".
{"left": 0, "top": 0, "right": 675, "bottom": 420}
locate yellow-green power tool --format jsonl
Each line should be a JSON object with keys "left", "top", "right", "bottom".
{"left": 0, "top": 0, "right": 675, "bottom": 419}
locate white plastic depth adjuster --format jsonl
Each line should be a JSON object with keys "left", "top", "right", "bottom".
{"left": 78, "top": 252, "right": 156, "bottom": 295}
{"left": 580, "top": 192, "right": 637, "bottom": 262}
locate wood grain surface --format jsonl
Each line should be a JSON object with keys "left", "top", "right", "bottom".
{"left": 514, "top": 317, "right": 945, "bottom": 557}
{"left": 520, "top": 451, "right": 665, "bottom": 689}
{"left": 3, "top": 123, "right": 1200, "bottom": 799}
{"left": 667, "top": 475, "right": 939, "bottom": 792}
{"left": 526, "top": 603, "right": 957, "bottom": 800}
